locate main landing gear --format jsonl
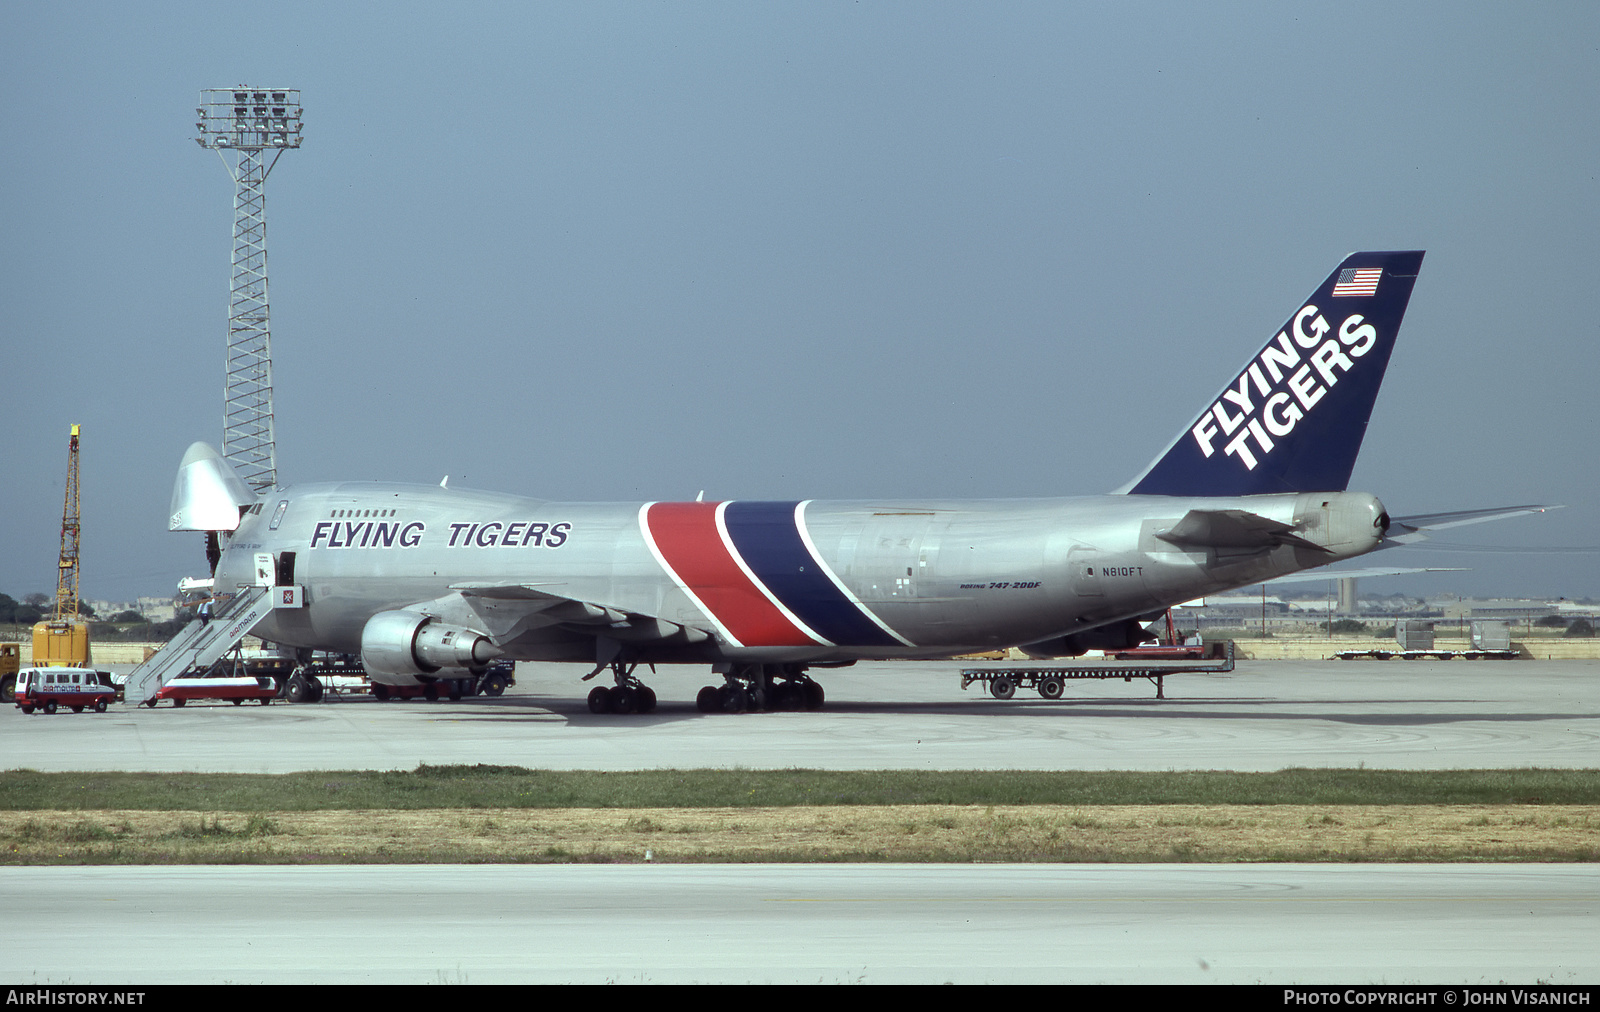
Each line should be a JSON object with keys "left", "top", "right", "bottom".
{"left": 586, "top": 657, "right": 657, "bottom": 715}
{"left": 696, "top": 663, "right": 824, "bottom": 714}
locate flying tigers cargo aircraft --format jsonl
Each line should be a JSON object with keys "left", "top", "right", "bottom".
{"left": 164, "top": 249, "right": 1544, "bottom": 713}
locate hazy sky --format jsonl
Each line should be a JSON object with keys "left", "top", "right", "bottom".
{"left": 3, "top": 2, "right": 1596, "bottom": 604}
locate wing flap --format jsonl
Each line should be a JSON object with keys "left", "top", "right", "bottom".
{"left": 451, "top": 583, "right": 712, "bottom": 645}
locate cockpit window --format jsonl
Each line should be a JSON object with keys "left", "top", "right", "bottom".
{"left": 269, "top": 500, "right": 290, "bottom": 531}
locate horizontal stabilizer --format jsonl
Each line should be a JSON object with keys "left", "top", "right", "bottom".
{"left": 1156, "top": 508, "right": 1330, "bottom": 553}
{"left": 1263, "top": 565, "right": 1468, "bottom": 585}
{"left": 1384, "top": 505, "right": 1561, "bottom": 545}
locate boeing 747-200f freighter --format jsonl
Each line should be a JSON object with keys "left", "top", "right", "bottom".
{"left": 144, "top": 250, "right": 1547, "bottom": 712}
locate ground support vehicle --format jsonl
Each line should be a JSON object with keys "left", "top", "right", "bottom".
{"left": 144, "top": 651, "right": 279, "bottom": 707}
{"left": 288, "top": 654, "right": 363, "bottom": 701}
{"left": 960, "top": 641, "right": 1234, "bottom": 701}
{"left": 14, "top": 666, "right": 117, "bottom": 714}
{"left": 149, "top": 671, "right": 278, "bottom": 706}
{"left": 0, "top": 644, "right": 19, "bottom": 701}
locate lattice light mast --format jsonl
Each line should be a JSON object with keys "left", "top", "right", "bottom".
{"left": 195, "top": 88, "right": 303, "bottom": 493}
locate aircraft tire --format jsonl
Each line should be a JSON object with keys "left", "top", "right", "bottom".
{"left": 696, "top": 686, "right": 718, "bottom": 712}
{"left": 372, "top": 683, "right": 391, "bottom": 700}
{"left": 448, "top": 680, "right": 463, "bottom": 701}
{"left": 613, "top": 686, "right": 638, "bottom": 714}
{"left": 285, "top": 675, "right": 310, "bottom": 704}
{"left": 638, "top": 686, "right": 656, "bottom": 713}
{"left": 424, "top": 684, "right": 440, "bottom": 701}
{"left": 803, "top": 681, "right": 825, "bottom": 710}
{"left": 773, "top": 682, "right": 801, "bottom": 711}
{"left": 718, "top": 684, "right": 747, "bottom": 714}
{"left": 587, "top": 686, "right": 613, "bottom": 714}
{"left": 990, "top": 677, "right": 1016, "bottom": 700}
{"left": 307, "top": 677, "right": 325, "bottom": 703}
{"left": 1038, "top": 676, "right": 1064, "bottom": 700}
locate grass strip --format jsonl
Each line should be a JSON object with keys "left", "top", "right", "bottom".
{"left": 2, "top": 805, "right": 1595, "bottom": 865}
{"left": 2, "top": 766, "right": 1598, "bottom": 811}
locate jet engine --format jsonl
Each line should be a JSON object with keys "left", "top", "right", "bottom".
{"left": 360, "top": 610, "right": 502, "bottom": 679}
{"left": 1019, "top": 617, "right": 1153, "bottom": 659}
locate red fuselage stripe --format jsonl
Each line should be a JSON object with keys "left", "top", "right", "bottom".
{"left": 646, "top": 502, "right": 815, "bottom": 647}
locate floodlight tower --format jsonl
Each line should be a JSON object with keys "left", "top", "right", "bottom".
{"left": 195, "top": 88, "right": 303, "bottom": 493}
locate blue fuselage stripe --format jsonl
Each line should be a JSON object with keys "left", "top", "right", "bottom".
{"left": 721, "top": 501, "right": 902, "bottom": 648}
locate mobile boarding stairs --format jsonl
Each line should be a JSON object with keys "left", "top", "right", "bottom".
{"left": 122, "top": 587, "right": 275, "bottom": 705}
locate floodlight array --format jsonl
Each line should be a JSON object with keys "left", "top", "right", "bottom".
{"left": 196, "top": 88, "right": 303, "bottom": 150}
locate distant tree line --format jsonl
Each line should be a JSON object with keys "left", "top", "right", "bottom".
{"left": 0, "top": 593, "right": 174, "bottom": 635}
{"left": 0, "top": 593, "right": 71, "bottom": 625}
{"left": 1318, "top": 616, "right": 1596, "bottom": 638}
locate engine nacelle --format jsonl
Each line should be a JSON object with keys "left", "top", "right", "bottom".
{"left": 1019, "top": 618, "right": 1152, "bottom": 659}
{"left": 360, "top": 610, "right": 502, "bottom": 679}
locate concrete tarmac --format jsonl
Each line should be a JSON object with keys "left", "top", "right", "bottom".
{"left": 6, "top": 659, "right": 1597, "bottom": 986}
{"left": 2, "top": 659, "right": 1595, "bottom": 772}
{"left": 3, "top": 863, "right": 1595, "bottom": 984}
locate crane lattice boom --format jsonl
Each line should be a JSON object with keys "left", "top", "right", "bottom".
{"left": 53, "top": 425, "right": 81, "bottom": 621}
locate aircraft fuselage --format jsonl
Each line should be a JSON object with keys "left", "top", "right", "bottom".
{"left": 218, "top": 482, "right": 1387, "bottom": 675}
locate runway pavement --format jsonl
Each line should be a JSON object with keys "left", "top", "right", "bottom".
{"left": 4, "top": 863, "right": 1595, "bottom": 984}
{"left": 2, "top": 659, "right": 1595, "bottom": 772}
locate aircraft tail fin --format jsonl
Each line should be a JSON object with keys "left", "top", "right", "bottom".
{"left": 1121, "top": 250, "right": 1424, "bottom": 496}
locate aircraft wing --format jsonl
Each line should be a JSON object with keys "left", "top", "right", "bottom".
{"left": 450, "top": 582, "right": 713, "bottom": 647}
{"left": 1383, "top": 505, "right": 1561, "bottom": 545}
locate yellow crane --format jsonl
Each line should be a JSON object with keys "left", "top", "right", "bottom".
{"left": 33, "top": 425, "right": 90, "bottom": 667}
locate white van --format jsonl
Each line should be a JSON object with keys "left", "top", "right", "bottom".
{"left": 14, "top": 667, "right": 117, "bottom": 714}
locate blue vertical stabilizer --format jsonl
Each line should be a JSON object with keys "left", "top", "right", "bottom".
{"left": 1125, "top": 250, "right": 1423, "bottom": 496}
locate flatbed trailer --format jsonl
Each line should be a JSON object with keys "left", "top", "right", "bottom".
{"left": 960, "top": 641, "right": 1235, "bottom": 701}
